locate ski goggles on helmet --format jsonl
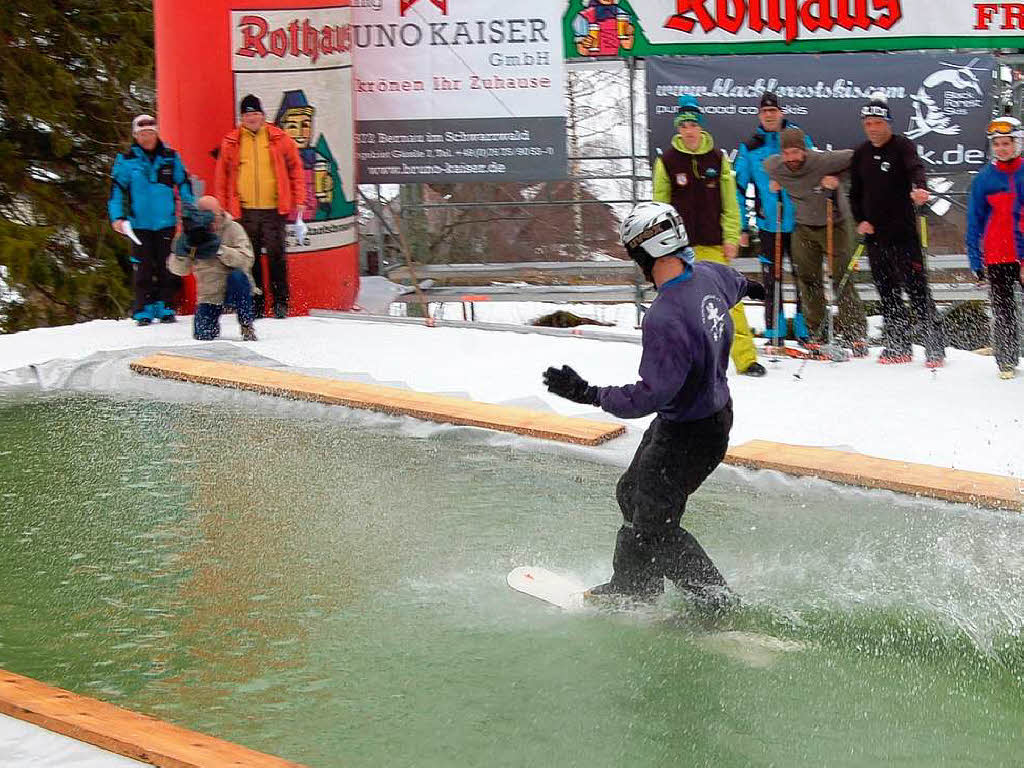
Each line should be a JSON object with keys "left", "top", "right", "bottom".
{"left": 986, "top": 118, "right": 1022, "bottom": 136}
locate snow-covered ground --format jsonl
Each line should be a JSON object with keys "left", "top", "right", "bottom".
{"left": 1, "top": 303, "right": 1021, "bottom": 480}
{"left": 0, "top": 714, "right": 145, "bottom": 768}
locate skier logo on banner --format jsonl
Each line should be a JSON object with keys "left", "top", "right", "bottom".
{"left": 906, "top": 58, "right": 986, "bottom": 140}
{"left": 570, "top": 0, "right": 637, "bottom": 57}
{"left": 274, "top": 89, "right": 355, "bottom": 221}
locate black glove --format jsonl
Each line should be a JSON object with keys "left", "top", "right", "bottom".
{"left": 543, "top": 365, "right": 599, "bottom": 406}
{"left": 974, "top": 267, "right": 986, "bottom": 283}
{"left": 744, "top": 279, "right": 767, "bottom": 301}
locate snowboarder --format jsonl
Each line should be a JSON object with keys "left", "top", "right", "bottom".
{"left": 966, "top": 115, "right": 1024, "bottom": 379}
{"left": 541, "top": 201, "right": 765, "bottom": 608}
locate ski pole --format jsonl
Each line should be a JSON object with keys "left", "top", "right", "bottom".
{"left": 768, "top": 200, "right": 785, "bottom": 361}
{"left": 808, "top": 238, "right": 865, "bottom": 342}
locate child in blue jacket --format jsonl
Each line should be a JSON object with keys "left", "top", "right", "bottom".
{"left": 966, "top": 116, "right": 1024, "bottom": 379}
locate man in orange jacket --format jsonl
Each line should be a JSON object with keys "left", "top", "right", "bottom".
{"left": 214, "top": 94, "right": 304, "bottom": 318}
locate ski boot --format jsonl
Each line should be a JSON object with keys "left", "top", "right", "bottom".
{"left": 925, "top": 354, "right": 945, "bottom": 369}
{"left": 133, "top": 304, "right": 155, "bottom": 326}
{"left": 849, "top": 341, "right": 869, "bottom": 358}
{"left": 878, "top": 348, "right": 912, "bottom": 365}
{"left": 152, "top": 300, "right": 176, "bottom": 324}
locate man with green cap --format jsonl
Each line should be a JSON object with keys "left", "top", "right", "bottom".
{"left": 653, "top": 95, "right": 765, "bottom": 377}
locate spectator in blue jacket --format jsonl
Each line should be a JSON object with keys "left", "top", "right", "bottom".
{"left": 967, "top": 116, "right": 1024, "bottom": 379}
{"left": 108, "top": 114, "right": 194, "bottom": 325}
{"left": 733, "top": 92, "right": 814, "bottom": 343}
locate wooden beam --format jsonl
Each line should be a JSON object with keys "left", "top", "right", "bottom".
{"left": 725, "top": 440, "right": 1023, "bottom": 511}
{"left": 0, "top": 669, "right": 305, "bottom": 768}
{"left": 129, "top": 354, "right": 625, "bottom": 447}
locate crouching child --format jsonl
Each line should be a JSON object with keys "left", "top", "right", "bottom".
{"left": 168, "top": 196, "right": 259, "bottom": 341}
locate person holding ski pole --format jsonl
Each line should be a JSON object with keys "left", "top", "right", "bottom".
{"left": 850, "top": 95, "right": 945, "bottom": 367}
{"left": 966, "top": 115, "right": 1024, "bottom": 380}
{"left": 733, "top": 91, "right": 814, "bottom": 345}
{"left": 653, "top": 95, "right": 766, "bottom": 377}
{"left": 541, "top": 201, "right": 765, "bottom": 609}
{"left": 765, "top": 128, "right": 867, "bottom": 355}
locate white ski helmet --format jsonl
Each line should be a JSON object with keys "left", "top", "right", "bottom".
{"left": 986, "top": 116, "right": 1023, "bottom": 156}
{"left": 620, "top": 202, "right": 694, "bottom": 279}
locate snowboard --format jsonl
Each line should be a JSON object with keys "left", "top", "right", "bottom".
{"left": 507, "top": 566, "right": 806, "bottom": 668}
{"left": 506, "top": 566, "right": 589, "bottom": 611}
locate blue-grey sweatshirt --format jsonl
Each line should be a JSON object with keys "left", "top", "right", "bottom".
{"left": 597, "top": 261, "right": 747, "bottom": 423}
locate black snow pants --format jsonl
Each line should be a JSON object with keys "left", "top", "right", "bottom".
{"left": 867, "top": 237, "right": 945, "bottom": 360}
{"left": 608, "top": 402, "right": 733, "bottom": 599}
{"left": 988, "top": 262, "right": 1022, "bottom": 372}
{"left": 131, "top": 227, "right": 175, "bottom": 315}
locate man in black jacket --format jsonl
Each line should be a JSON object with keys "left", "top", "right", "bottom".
{"left": 849, "top": 95, "right": 945, "bottom": 367}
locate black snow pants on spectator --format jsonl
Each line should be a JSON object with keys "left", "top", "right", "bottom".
{"left": 988, "top": 262, "right": 1022, "bottom": 372}
{"left": 132, "top": 227, "right": 175, "bottom": 315}
{"left": 867, "top": 237, "right": 945, "bottom": 359}
{"left": 608, "top": 402, "right": 733, "bottom": 599}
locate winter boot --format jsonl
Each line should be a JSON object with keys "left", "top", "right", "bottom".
{"left": 585, "top": 525, "right": 665, "bottom": 604}
{"left": 133, "top": 304, "right": 155, "bottom": 326}
{"left": 273, "top": 301, "right": 289, "bottom": 319}
{"left": 999, "top": 367, "right": 1016, "bottom": 380}
{"left": 925, "top": 355, "right": 945, "bottom": 369}
{"left": 240, "top": 323, "right": 258, "bottom": 342}
{"left": 850, "top": 341, "right": 869, "bottom": 358}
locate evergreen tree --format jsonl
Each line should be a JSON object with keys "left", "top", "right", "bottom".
{"left": 0, "top": 1, "right": 154, "bottom": 332}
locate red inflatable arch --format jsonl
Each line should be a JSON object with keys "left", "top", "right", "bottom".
{"left": 154, "top": 0, "right": 358, "bottom": 315}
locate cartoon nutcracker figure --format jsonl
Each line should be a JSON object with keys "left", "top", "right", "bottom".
{"left": 274, "top": 89, "right": 354, "bottom": 221}
{"left": 572, "top": 0, "right": 636, "bottom": 57}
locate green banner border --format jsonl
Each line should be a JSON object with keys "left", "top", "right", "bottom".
{"left": 563, "top": 2, "right": 1023, "bottom": 58}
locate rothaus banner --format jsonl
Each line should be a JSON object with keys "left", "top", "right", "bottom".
{"left": 353, "top": 0, "right": 568, "bottom": 184}
{"left": 232, "top": 7, "right": 358, "bottom": 252}
{"left": 564, "top": 0, "right": 1022, "bottom": 58}
{"left": 646, "top": 52, "right": 996, "bottom": 184}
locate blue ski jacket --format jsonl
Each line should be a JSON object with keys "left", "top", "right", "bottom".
{"left": 108, "top": 142, "right": 194, "bottom": 231}
{"left": 966, "top": 157, "right": 1024, "bottom": 271}
{"left": 733, "top": 120, "right": 814, "bottom": 236}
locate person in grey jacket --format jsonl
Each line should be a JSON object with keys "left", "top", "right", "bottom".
{"left": 765, "top": 128, "right": 867, "bottom": 349}
{"left": 168, "top": 196, "right": 258, "bottom": 341}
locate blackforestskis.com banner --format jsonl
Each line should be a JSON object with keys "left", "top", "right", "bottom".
{"left": 563, "top": 0, "right": 1023, "bottom": 58}
{"left": 646, "top": 52, "right": 995, "bottom": 181}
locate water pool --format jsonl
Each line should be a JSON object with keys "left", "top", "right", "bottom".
{"left": 1, "top": 393, "right": 1023, "bottom": 766}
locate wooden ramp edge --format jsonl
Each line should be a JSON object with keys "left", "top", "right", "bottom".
{"left": 129, "top": 353, "right": 625, "bottom": 446}
{"left": 0, "top": 668, "right": 305, "bottom": 768}
{"left": 725, "top": 439, "right": 1023, "bottom": 512}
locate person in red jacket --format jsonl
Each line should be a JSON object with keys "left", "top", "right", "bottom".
{"left": 214, "top": 94, "right": 304, "bottom": 319}
{"left": 966, "top": 116, "right": 1024, "bottom": 379}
